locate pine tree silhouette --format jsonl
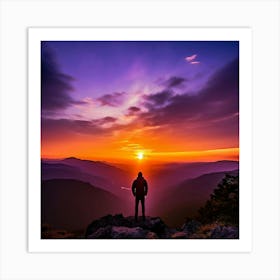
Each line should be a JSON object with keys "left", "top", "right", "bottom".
{"left": 198, "top": 174, "right": 239, "bottom": 225}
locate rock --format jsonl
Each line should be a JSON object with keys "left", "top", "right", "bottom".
{"left": 171, "top": 231, "right": 188, "bottom": 239}
{"left": 111, "top": 226, "right": 146, "bottom": 239}
{"left": 85, "top": 214, "right": 128, "bottom": 236}
{"left": 188, "top": 232, "right": 208, "bottom": 239}
{"left": 146, "top": 231, "right": 158, "bottom": 239}
{"left": 141, "top": 217, "right": 167, "bottom": 237}
{"left": 87, "top": 225, "right": 112, "bottom": 239}
{"left": 161, "top": 227, "right": 177, "bottom": 239}
{"left": 85, "top": 214, "right": 238, "bottom": 239}
{"left": 87, "top": 225, "right": 147, "bottom": 239}
{"left": 85, "top": 214, "right": 128, "bottom": 237}
{"left": 181, "top": 220, "right": 201, "bottom": 234}
{"left": 210, "top": 225, "right": 239, "bottom": 239}
{"left": 85, "top": 214, "right": 168, "bottom": 239}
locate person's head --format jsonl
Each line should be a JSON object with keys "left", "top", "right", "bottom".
{"left": 138, "top": 171, "right": 143, "bottom": 177}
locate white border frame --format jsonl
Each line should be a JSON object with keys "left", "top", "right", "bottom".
{"left": 2, "top": 1, "right": 279, "bottom": 279}
{"left": 28, "top": 27, "right": 252, "bottom": 253}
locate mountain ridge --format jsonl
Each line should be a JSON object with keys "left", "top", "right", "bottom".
{"left": 41, "top": 178, "right": 127, "bottom": 231}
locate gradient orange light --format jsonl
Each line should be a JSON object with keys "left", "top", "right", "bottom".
{"left": 137, "top": 152, "right": 144, "bottom": 160}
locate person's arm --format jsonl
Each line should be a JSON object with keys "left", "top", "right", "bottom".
{"left": 132, "top": 180, "right": 136, "bottom": 196}
{"left": 144, "top": 180, "right": 148, "bottom": 196}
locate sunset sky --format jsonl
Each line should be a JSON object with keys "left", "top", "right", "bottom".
{"left": 41, "top": 41, "right": 239, "bottom": 163}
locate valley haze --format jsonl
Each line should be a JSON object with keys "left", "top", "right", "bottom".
{"left": 41, "top": 157, "right": 239, "bottom": 235}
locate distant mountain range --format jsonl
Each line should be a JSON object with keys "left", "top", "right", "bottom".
{"left": 41, "top": 179, "right": 126, "bottom": 230}
{"left": 42, "top": 157, "right": 131, "bottom": 198}
{"left": 41, "top": 157, "right": 239, "bottom": 229}
{"left": 153, "top": 169, "right": 239, "bottom": 227}
{"left": 147, "top": 160, "right": 239, "bottom": 191}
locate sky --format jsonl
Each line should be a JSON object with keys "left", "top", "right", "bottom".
{"left": 41, "top": 41, "right": 239, "bottom": 163}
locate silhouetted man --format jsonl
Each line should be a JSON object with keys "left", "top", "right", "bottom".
{"left": 132, "top": 172, "right": 148, "bottom": 221}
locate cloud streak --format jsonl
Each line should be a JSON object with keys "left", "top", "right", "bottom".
{"left": 132, "top": 58, "right": 239, "bottom": 145}
{"left": 97, "top": 92, "right": 127, "bottom": 107}
{"left": 43, "top": 58, "right": 238, "bottom": 137}
{"left": 164, "top": 76, "right": 187, "bottom": 88}
{"left": 185, "top": 54, "right": 200, "bottom": 65}
{"left": 190, "top": 61, "right": 200, "bottom": 65}
{"left": 126, "top": 106, "right": 141, "bottom": 116}
{"left": 185, "top": 54, "right": 197, "bottom": 62}
{"left": 41, "top": 43, "right": 84, "bottom": 116}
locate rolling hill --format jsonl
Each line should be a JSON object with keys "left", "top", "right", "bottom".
{"left": 148, "top": 160, "right": 239, "bottom": 191}
{"left": 42, "top": 162, "right": 115, "bottom": 194}
{"left": 152, "top": 169, "right": 239, "bottom": 227}
{"left": 41, "top": 178, "right": 127, "bottom": 230}
{"left": 42, "top": 157, "right": 132, "bottom": 198}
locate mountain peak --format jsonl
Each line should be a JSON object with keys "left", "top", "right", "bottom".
{"left": 64, "top": 156, "right": 80, "bottom": 160}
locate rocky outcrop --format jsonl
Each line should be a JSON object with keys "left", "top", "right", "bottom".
{"left": 181, "top": 220, "right": 202, "bottom": 235}
{"left": 85, "top": 214, "right": 169, "bottom": 239}
{"left": 209, "top": 225, "right": 239, "bottom": 239}
{"left": 85, "top": 214, "right": 239, "bottom": 239}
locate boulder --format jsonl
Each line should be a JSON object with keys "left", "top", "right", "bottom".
{"left": 146, "top": 231, "right": 158, "bottom": 239}
{"left": 85, "top": 214, "right": 168, "bottom": 239}
{"left": 210, "top": 225, "right": 239, "bottom": 239}
{"left": 181, "top": 220, "right": 201, "bottom": 234}
{"left": 171, "top": 231, "right": 188, "bottom": 239}
{"left": 111, "top": 226, "right": 146, "bottom": 239}
{"left": 87, "top": 225, "right": 112, "bottom": 239}
{"left": 84, "top": 214, "right": 239, "bottom": 239}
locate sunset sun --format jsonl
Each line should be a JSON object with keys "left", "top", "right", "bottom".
{"left": 137, "top": 152, "right": 144, "bottom": 160}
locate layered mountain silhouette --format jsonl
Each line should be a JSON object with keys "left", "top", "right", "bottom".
{"left": 41, "top": 157, "right": 239, "bottom": 234}
{"left": 41, "top": 179, "right": 126, "bottom": 231}
{"left": 147, "top": 160, "right": 239, "bottom": 191}
{"left": 153, "top": 169, "right": 239, "bottom": 226}
{"left": 42, "top": 162, "right": 111, "bottom": 192}
{"left": 42, "top": 157, "right": 131, "bottom": 198}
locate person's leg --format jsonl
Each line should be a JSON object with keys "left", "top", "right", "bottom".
{"left": 135, "top": 197, "right": 139, "bottom": 221}
{"left": 141, "top": 197, "right": 145, "bottom": 220}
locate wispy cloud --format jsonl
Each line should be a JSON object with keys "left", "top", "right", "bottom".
{"left": 42, "top": 57, "right": 238, "bottom": 151}
{"left": 185, "top": 54, "right": 197, "bottom": 62}
{"left": 126, "top": 106, "right": 141, "bottom": 116}
{"left": 164, "top": 76, "right": 187, "bottom": 88}
{"left": 41, "top": 43, "right": 85, "bottom": 117}
{"left": 134, "top": 58, "right": 239, "bottom": 144}
{"left": 185, "top": 54, "right": 200, "bottom": 65}
{"left": 97, "top": 92, "right": 127, "bottom": 107}
{"left": 143, "top": 90, "right": 173, "bottom": 108}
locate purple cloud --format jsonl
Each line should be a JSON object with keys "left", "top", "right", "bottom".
{"left": 126, "top": 106, "right": 141, "bottom": 116}
{"left": 185, "top": 54, "right": 200, "bottom": 65}
{"left": 42, "top": 57, "right": 239, "bottom": 146}
{"left": 41, "top": 43, "right": 84, "bottom": 115}
{"left": 41, "top": 118, "right": 111, "bottom": 140}
{"left": 164, "top": 76, "right": 187, "bottom": 88}
{"left": 97, "top": 92, "right": 126, "bottom": 107}
{"left": 185, "top": 54, "right": 197, "bottom": 62}
{"left": 143, "top": 90, "right": 173, "bottom": 109}
{"left": 97, "top": 116, "right": 117, "bottom": 125}
{"left": 139, "top": 58, "right": 239, "bottom": 129}
{"left": 190, "top": 61, "right": 200, "bottom": 65}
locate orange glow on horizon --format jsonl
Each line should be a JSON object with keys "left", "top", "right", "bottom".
{"left": 41, "top": 146, "right": 239, "bottom": 163}
{"left": 41, "top": 112, "right": 239, "bottom": 164}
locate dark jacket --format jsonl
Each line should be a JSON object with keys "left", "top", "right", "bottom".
{"left": 132, "top": 176, "right": 148, "bottom": 198}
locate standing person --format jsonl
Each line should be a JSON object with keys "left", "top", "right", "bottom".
{"left": 132, "top": 172, "right": 148, "bottom": 221}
